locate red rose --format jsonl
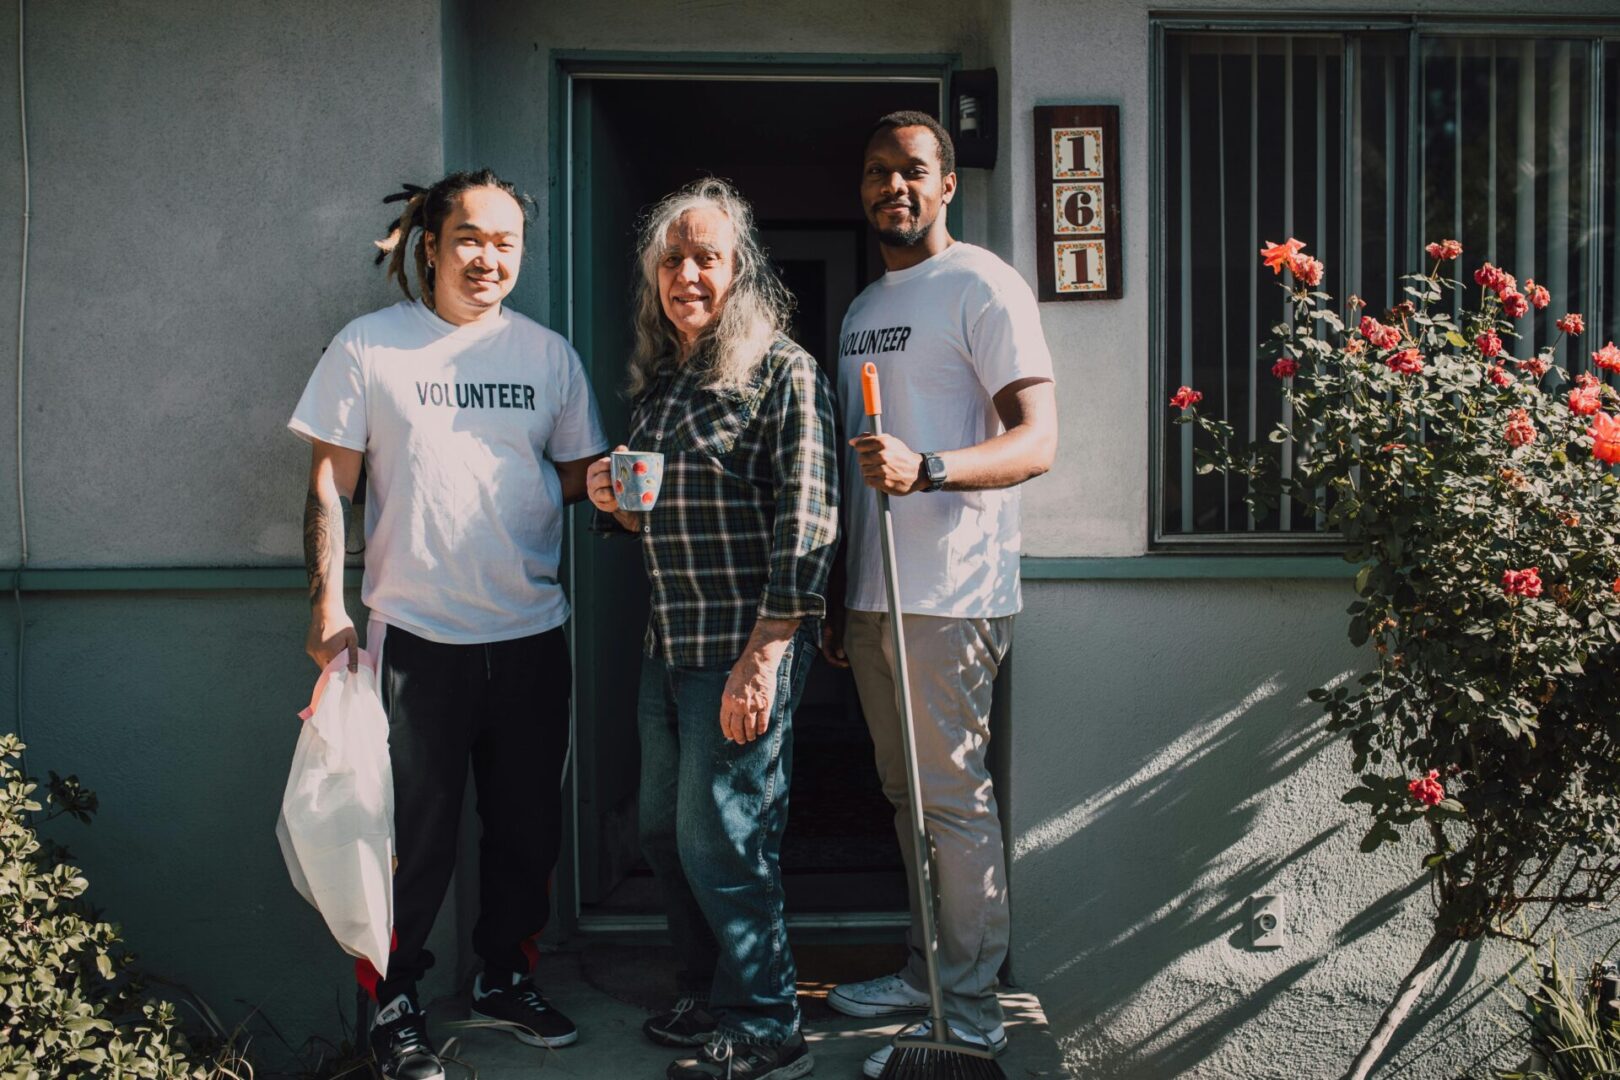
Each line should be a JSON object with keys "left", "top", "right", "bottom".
{"left": 1593, "top": 343, "right": 1620, "bottom": 373}
{"left": 1505, "top": 408, "right": 1536, "bottom": 448}
{"left": 1502, "top": 567, "right": 1544, "bottom": 598}
{"left": 1474, "top": 262, "right": 1506, "bottom": 291}
{"left": 1487, "top": 365, "right": 1511, "bottom": 388}
{"left": 1170, "top": 385, "right": 1203, "bottom": 410}
{"left": 1272, "top": 357, "right": 1299, "bottom": 379}
{"left": 1408, "top": 769, "right": 1444, "bottom": 807}
{"left": 1475, "top": 331, "right": 1503, "bottom": 358}
{"left": 1524, "top": 281, "right": 1551, "bottom": 310}
{"left": 1386, "top": 348, "right": 1424, "bottom": 376}
{"left": 1557, "top": 313, "right": 1584, "bottom": 336}
{"left": 1288, "top": 254, "right": 1324, "bottom": 287}
{"left": 1426, "top": 239, "right": 1463, "bottom": 261}
{"left": 1260, "top": 238, "right": 1306, "bottom": 275}
{"left": 1517, "top": 356, "right": 1550, "bottom": 380}
{"left": 1501, "top": 290, "right": 1529, "bottom": 318}
{"left": 1612, "top": 577, "right": 1620, "bottom": 595}
{"left": 1589, "top": 413, "right": 1620, "bottom": 464}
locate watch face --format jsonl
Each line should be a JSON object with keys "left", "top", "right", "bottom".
{"left": 925, "top": 454, "right": 947, "bottom": 489}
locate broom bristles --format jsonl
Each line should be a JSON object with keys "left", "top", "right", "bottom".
{"left": 878, "top": 1044, "right": 1008, "bottom": 1079}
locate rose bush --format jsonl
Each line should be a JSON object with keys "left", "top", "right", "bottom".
{"left": 1174, "top": 238, "right": 1620, "bottom": 1079}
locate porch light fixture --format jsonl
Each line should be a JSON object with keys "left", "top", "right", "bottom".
{"left": 951, "top": 68, "right": 997, "bottom": 169}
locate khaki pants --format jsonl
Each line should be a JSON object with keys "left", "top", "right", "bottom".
{"left": 845, "top": 609, "right": 1013, "bottom": 1034}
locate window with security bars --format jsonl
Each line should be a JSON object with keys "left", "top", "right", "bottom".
{"left": 1154, "top": 29, "right": 1620, "bottom": 545}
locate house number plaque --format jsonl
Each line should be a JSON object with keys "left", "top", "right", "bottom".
{"left": 1035, "top": 105, "right": 1121, "bottom": 301}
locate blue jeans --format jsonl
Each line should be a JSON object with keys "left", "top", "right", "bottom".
{"left": 637, "top": 628, "right": 814, "bottom": 1044}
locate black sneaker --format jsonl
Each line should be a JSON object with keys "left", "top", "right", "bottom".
{"left": 469, "top": 971, "right": 579, "bottom": 1048}
{"left": 644, "top": 997, "right": 719, "bottom": 1047}
{"left": 370, "top": 994, "right": 445, "bottom": 1080}
{"left": 667, "top": 1030, "right": 814, "bottom": 1079}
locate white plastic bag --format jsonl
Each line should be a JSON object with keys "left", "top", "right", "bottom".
{"left": 276, "top": 650, "right": 394, "bottom": 976}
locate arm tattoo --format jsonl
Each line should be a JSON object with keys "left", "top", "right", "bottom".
{"left": 303, "top": 491, "right": 350, "bottom": 609}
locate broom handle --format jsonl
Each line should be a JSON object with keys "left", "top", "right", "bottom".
{"left": 862, "top": 364, "right": 949, "bottom": 1036}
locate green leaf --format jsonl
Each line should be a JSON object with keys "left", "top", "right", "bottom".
{"left": 1354, "top": 565, "right": 1373, "bottom": 596}
{"left": 1445, "top": 330, "right": 1470, "bottom": 349}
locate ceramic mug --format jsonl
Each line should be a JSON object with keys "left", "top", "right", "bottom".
{"left": 611, "top": 450, "right": 664, "bottom": 512}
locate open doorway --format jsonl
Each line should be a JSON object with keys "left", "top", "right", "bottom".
{"left": 565, "top": 68, "right": 946, "bottom": 930}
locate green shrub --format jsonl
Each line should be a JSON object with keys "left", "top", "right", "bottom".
{"left": 0, "top": 733, "right": 205, "bottom": 1078}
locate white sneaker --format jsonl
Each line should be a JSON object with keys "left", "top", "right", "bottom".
{"left": 826, "top": 972, "right": 931, "bottom": 1018}
{"left": 861, "top": 1019, "right": 1007, "bottom": 1079}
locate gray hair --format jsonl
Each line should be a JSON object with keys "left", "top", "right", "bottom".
{"left": 626, "top": 178, "right": 794, "bottom": 399}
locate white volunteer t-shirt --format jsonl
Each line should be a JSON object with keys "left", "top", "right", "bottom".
{"left": 289, "top": 300, "right": 608, "bottom": 644}
{"left": 838, "top": 242, "right": 1053, "bottom": 618}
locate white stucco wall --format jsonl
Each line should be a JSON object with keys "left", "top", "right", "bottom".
{"left": 8, "top": 1, "right": 442, "bottom": 569}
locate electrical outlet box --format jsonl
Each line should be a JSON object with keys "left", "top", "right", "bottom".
{"left": 1250, "top": 894, "right": 1286, "bottom": 949}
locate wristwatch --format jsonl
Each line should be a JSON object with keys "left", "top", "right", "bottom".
{"left": 919, "top": 452, "right": 948, "bottom": 492}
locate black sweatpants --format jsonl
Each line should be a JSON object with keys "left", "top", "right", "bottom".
{"left": 364, "top": 624, "right": 571, "bottom": 1005}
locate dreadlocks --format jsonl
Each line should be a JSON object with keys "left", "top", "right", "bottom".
{"left": 373, "top": 169, "right": 534, "bottom": 309}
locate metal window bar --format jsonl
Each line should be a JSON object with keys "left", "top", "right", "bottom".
{"left": 1281, "top": 37, "right": 1295, "bottom": 533}
{"left": 1179, "top": 45, "right": 1193, "bottom": 531}
{"left": 1157, "top": 28, "right": 1612, "bottom": 546}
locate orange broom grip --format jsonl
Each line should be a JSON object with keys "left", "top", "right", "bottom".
{"left": 862, "top": 362, "right": 882, "bottom": 417}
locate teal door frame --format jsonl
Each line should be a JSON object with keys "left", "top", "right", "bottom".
{"left": 552, "top": 51, "right": 958, "bottom": 937}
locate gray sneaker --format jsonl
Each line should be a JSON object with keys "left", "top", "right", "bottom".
{"left": 826, "top": 972, "right": 931, "bottom": 1018}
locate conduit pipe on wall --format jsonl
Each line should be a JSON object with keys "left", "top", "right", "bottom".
{"left": 12, "top": 0, "right": 29, "bottom": 757}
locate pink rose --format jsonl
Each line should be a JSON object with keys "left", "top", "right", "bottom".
{"left": 1408, "top": 770, "right": 1444, "bottom": 807}
{"left": 1474, "top": 262, "right": 1507, "bottom": 291}
{"left": 1272, "top": 357, "right": 1299, "bottom": 379}
{"left": 1524, "top": 281, "right": 1551, "bottom": 310}
{"left": 1502, "top": 290, "right": 1529, "bottom": 318}
{"left": 1487, "top": 365, "right": 1511, "bottom": 388}
{"left": 1502, "top": 567, "right": 1544, "bottom": 598}
{"left": 1475, "top": 331, "right": 1503, "bottom": 358}
{"left": 1557, "top": 313, "right": 1585, "bottom": 336}
{"left": 1359, "top": 316, "right": 1402, "bottom": 351}
{"left": 1288, "top": 254, "right": 1324, "bottom": 287}
{"left": 1505, "top": 408, "right": 1536, "bottom": 448}
{"left": 1426, "top": 239, "right": 1463, "bottom": 262}
{"left": 1593, "top": 343, "right": 1620, "bottom": 373}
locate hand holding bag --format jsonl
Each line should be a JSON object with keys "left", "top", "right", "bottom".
{"left": 275, "top": 649, "right": 394, "bottom": 976}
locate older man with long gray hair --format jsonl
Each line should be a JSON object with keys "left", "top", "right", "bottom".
{"left": 586, "top": 177, "right": 839, "bottom": 1080}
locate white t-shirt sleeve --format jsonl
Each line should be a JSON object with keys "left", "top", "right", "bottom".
{"left": 967, "top": 277, "right": 1055, "bottom": 399}
{"left": 545, "top": 347, "right": 610, "bottom": 461}
{"left": 288, "top": 335, "right": 368, "bottom": 451}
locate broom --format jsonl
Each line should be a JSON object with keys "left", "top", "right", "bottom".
{"left": 861, "top": 363, "right": 1007, "bottom": 1080}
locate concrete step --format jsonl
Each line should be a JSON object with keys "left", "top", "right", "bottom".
{"left": 423, "top": 943, "right": 1071, "bottom": 1079}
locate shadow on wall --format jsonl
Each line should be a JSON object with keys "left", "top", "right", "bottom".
{"left": 1010, "top": 664, "right": 1339, "bottom": 1075}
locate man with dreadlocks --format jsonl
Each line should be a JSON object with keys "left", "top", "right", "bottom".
{"left": 289, "top": 169, "right": 607, "bottom": 1080}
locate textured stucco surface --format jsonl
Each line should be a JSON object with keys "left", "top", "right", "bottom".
{"left": 9, "top": 1, "right": 441, "bottom": 568}
{"left": 1009, "top": 579, "right": 1619, "bottom": 1078}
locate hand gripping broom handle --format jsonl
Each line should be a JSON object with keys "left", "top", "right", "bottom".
{"left": 861, "top": 363, "right": 950, "bottom": 1038}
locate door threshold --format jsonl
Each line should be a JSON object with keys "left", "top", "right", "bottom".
{"left": 576, "top": 911, "right": 909, "bottom": 942}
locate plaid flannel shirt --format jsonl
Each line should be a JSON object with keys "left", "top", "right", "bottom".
{"left": 616, "top": 335, "right": 840, "bottom": 668}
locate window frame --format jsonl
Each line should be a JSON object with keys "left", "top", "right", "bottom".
{"left": 1147, "top": 13, "right": 1620, "bottom": 553}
